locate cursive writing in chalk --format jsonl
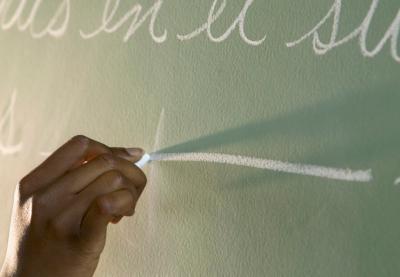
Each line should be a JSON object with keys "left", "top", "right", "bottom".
{"left": 80, "top": 0, "right": 166, "bottom": 43}
{"left": 177, "top": 0, "right": 266, "bottom": 46}
{"left": 286, "top": 0, "right": 400, "bottom": 63}
{"left": 0, "top": 0, "right": 70, "bottom": 38}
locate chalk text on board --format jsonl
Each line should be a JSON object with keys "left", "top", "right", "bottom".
{"left": 0, "top": 0, "right": 70, "bottom": 38}
{"left": 177, "top": 0, "right": 266, "bottom": 46}
{"left": 0, "top": 90, "right": 23, "bottom": 155}
{"left": 286, "top": 0, "right": 400, "bottom": 63}
{"left": 80, "top": 0, "right": 167, "bottom": 43}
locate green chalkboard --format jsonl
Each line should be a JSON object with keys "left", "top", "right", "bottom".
{"left": 0, "top": 0, "right": 400, "bottom": 276}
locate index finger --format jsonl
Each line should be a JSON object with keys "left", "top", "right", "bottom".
{"left": 21, "top": 135, "right": 143, "bottom": 195}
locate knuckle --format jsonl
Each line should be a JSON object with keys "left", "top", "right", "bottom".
{"left": 96, "top": 195, "right": 114, "bottom": 215}
{"left": 98, "top": 153, "right": 117, "bottom": 168}
{"left": 17, "top": 176, "right": 31, "bottom": 198}
{"left": 19, "top": 175, "right": 30, "bottom": 187}
{"left": 70, "top": 135, "right": 89, "bottom": 149}
{"left": 118, "top": 174, "right": 141, "bottom": 192}
{"left": 17, "top": 175, "right": 43, "bottom": 200}
{"left": 105, "top": 170, "right": 124, "bottom": 188}
{"left": 106, "top": 170, "right": 123, "bottom": 182}
{"left": 70, "top": 135, "right": 89, "bottom": 144}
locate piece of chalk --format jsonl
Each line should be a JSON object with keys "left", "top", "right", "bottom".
{"left": 135, "top": 153, "right": 151, "bottom": 168}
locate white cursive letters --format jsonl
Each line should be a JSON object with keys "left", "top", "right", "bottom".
{"left": 80, "top": 0, "right": 167, "bottom": 43}
{"left": 177, "top": 0, "right": 266, "bottom": 46}
{"left": 0, "top": 0, "right": 70, "bottom": 39}
{"left": 286, "top": 0, "right": 400, "bottom": 63}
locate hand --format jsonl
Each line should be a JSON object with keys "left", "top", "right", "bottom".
{"left": 0, "top": 135, "right": 147, "bottom": 277}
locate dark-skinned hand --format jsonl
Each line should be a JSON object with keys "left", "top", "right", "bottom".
{"left": 1, "top": 135, "right": 147, "bottom": 277}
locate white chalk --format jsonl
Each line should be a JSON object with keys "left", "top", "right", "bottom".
{"left": 135, "top": 153, "right": 151, "bottom": 168}
{"left": 150, "top": 152, "right": 373, "bottom": 183}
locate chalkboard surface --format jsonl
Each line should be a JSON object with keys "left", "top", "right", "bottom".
{"left": 1, "top": 0, "right": 400, "bottom": 276}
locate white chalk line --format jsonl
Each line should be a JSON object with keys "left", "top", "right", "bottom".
{"left": 149, "top": 152, "right": 373, "bottom": 183}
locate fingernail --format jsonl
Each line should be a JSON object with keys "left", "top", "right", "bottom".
{"left": 125, "top": 148, "right": 144, "bottom": 158}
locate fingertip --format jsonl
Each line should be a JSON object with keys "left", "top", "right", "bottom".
{"left": 110, "top": 147, "right": 144, "bottom": 162}
{"left": 125, "top": 148, "right": 145, "bottom": 159}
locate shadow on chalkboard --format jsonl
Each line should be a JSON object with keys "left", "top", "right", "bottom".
{"left": 224, "top": 83, "right": 400, "bottom": 189}
{"left": 157, "top": 83, "right": 400, "bottom": 188}
{"left": 207, "top": 83, "right": 400, "bottom": 277}
{"left": 155, "top": 84, "right": 400, "bottom": 276}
